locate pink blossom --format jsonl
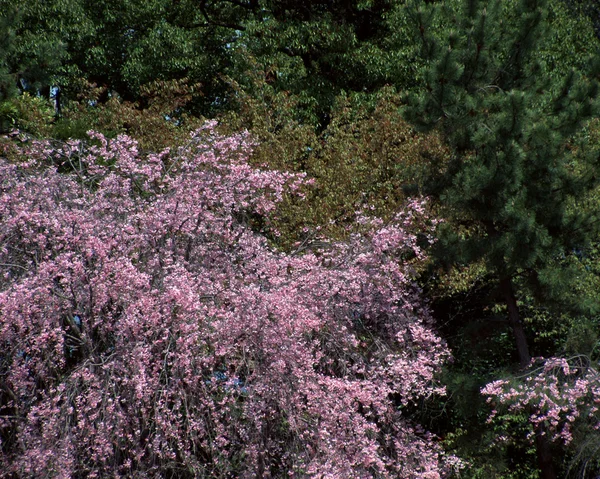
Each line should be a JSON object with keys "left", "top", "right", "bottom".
{"left": 0, "top": 125, "right": 458, "bottom": 478}
{"left": 482, "top": 356, "right": 600, "bottom": 445}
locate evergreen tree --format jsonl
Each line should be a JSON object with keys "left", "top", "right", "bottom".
{"left": 564, "top": 0, "right": 600, "bottom": 39}
{"left": 405, "top": 0, "right": 600, "bottom": 476}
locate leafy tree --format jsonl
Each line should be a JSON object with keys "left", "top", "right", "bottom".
{"left": 0, "top": 124, "right": 460, "bottom": 478}
{"left": 0, "top": 0, "right": 236, "bottom": 115}
{"left": 229, "top": 0, "right": 421, "bottom": 127}
{"left": 0, "top": 6, "right": 63, "bottom": 132}
{"left": 0, "top": 1, "right": 67, "bottom": 95}
{"left": 0, "top": 0, "right": 426, "bottom": 127}
{"left": 563, "top": 0, "right": 600, "bottom": 39}
{"left": 0, "top": 10, "right": 18, "bottom": 102}
{"left": 218, "top": 85, "right": 451, "bottom": 250}
{"left": 0, "top": 9, "right": 19, "bottom": 133}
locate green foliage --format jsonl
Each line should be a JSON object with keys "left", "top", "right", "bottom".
{"left": 0, "top": 101, "right": 18, "bottom": 134}
{"left": 0, "top": 93, "right": 56, "bottom": 135}
{"left": 236, "top": 0, "right": 421, "bottom": 126}
{"left": 218, "top": 84, "right": 451, "bottom": 249}
{"left": 404, "top": 0, "right": 600, "bottom": 475}
{"left": 51, "top": 79, "right": 206, "bottom": 151}
{"left": 0, "top": 0, "right": 429, "bottom": 126}
{"left": 563, "top": 0, "right": 600, "bottom": 39}
{"left": 0, "top": 0, "right": 69, "bottom": 95}
{"left": 0, "top": 0, "right": 232, "bottom": 112}
{"left": 539, "top": 0, "right": 599, "bottom": 78}
{"left": 11, "top": 94, "right": 55, "bottom": 135}
{"left": 0, "top": 9, "right": 18, "bottom": 103}
{"left": 0, "top": 8, "right": 20, "bottom": 132}
{"left": 406, "top": 0, "right": 600, "bottom": 304}
{"left": 289, "top": 89, "right": 447, "bottom": 237}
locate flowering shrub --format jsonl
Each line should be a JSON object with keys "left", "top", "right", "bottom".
{"left": 482, "top": 357, "right": 600, "bottom": 445}
{"left": 0, "top": 123, "right": 456, "bottom": 478}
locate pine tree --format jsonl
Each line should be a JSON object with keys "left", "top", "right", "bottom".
{"left": 405, "top": 0, "right": 600, "bottom": 476}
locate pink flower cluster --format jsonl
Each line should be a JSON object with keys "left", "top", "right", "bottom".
{"left": 1, "top": 124, "right": 456, "bottom": 478}
{"left": 482, "top": 357, "right": 600, "bottom": 445}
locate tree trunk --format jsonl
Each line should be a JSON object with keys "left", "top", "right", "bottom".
{"left": 499, "top": 277, "right": 531, "bottom": 368}
{"left": 499, "top": 277, "right": 557, "bottom": 479}
{"left": 535, "top": 424, "right": 557, "bottom": 479}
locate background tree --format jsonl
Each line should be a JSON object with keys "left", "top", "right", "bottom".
{"left": 407, "top": 0, "right": 600, "bottom": 368}
{"left": 0, "top": 10, "right": 18, "bottom": 102}
{"left": 0, "top": 9, "right": 19, "bottom": 132}
{"left": 0, "top": 5, "right": 64, "bottom": 131}
{"left": 0, "top": 0, "right": 425, "bottom": 127}
{"left": 405, "top": 0, "right": 600, "bottom": 476}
